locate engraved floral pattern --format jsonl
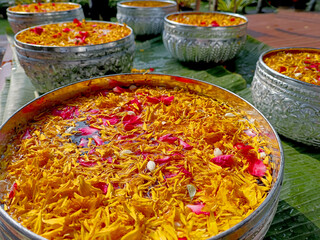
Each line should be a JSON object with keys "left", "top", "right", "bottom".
{"left": 162, "top": 16, "right": 247, "bottom": 63}
{"left": 252, "top": 61, "right": 320, "bottom": 146}
{"left": 15, "top": 33, "right": 135, "bottom": 93}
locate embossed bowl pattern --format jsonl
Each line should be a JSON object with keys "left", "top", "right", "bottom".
{"left": 162, "top": 11, "right": 248, "bottom": 63}
{"left": 7, "top": 3, "right": 84, "bottom": 34}
{"left": 251, "top": 47, "right": 320, "bottom": 147}
{"left": 117, "top": 0, "right": 178, "bottom": 36}
{"left": 14, "top": 21, "right": 135, "bottom": 93}
{"left": 0, "top": 73, "right": 283, "bottom": 240}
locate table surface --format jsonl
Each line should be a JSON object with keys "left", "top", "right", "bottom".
{"left": 0, "top": 28, "right": 319, "bottom": 240}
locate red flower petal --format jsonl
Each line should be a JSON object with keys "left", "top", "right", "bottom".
{"left": 79, "top": 138, "right": 88, "bottom": 147}
{"left": 73, "top": 18, "right": 82, "bottom": 27}
{"left": 102, "top": 115, "right": 120, "bottom": 125}
{"left": 30, "top": 26, "right": 44, "bottom": 35}
{"left": 94, "top": 182, "right": 108, "bottom": 194}
{"left": 179, "top": 167, "right": 192, "bottom": 178}
{"left": 155, "top": 156, "right": 171, "bottom": 164}
{"left": 234, "top": 143, "right": 254, "bottom": 153}
{"left": 211, "top": 154, "right": 234, "bottom": 168}
{"left": 78, "top": 127, "right": 99, "bottom": 136}
{"left": 186, "top": 204, "right": 210, "bottom": 216}
{"left": 147, "top": 96, "right": 161, "bottom": 104}
{"left": 88, "top": 148, "right": 96, "bottom": 155}
{"left": 63, "top": 28, "right": 71, "bottom": 32}
{"left": 248, "top": 158, "right": 266, "bottom": 177}
{"left": 8, "top": 182, "right": 17, "bottom": 199}
{"left": 118, "top": 134, "right": 136, "bottom": 140}
{"left": 123, "top": 115, "right": 142, "bottom": 131}
{"left": 211, "top": 21, "right": 220, "bottom": 27}
{"left": 164, "top": 172, "right": 178, "bottom": 179}
{"left": 92, "top": 134, "right": 103, "bottom": 146}
{"left": 179, "top": 139, "right": 193, "bottom": 150}
{"left": 159, "top": 134, "right": 178, "bottom": 144}
{"left": 279, "top": 66, "right": 287, "bottom": 73}
{"left": 22, "top": 128, "right": 32, "bottom": 139}
{"left": 52, "top": 106, "right": 78, "bottom": 119}
{"left": 102, "top": 157, "right": 113, "bottom": 163}
{"left": 77, "top": 158, "right": 97, "bottom": 167}
{"left": 161, "top": 96, "right": 174, "bottom": 105}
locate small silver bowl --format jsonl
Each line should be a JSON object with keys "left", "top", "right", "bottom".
{"left": 117, "top": 0, "right": 178, "bottom": 36}
{"left": 252, "top": 47, "right": 320, "bottom": 147}
{"left": 7, "top": 2, "right": 84, "bottom": 34}
{"left": 14, "top": 21, "right": 135, "bottom": 93}
{"left": 163, "top": 11, "right": 248, "bottom": 63}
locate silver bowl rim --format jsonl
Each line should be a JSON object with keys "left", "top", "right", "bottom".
{"left": 0, "top": 73, "right": 284, "bottom": 240}
{"left": 14, "top": 20, "right": 134, "bottom": 52}
{"left": 7, "top": 2, "right": 82, "bottom": 16}
{"left": 117, "top": 0, "right": 177, "bottom": 9}
{"left": 258, "top": 46, "right": 320, "bottom": 90}
{"left": 164, "top": 11, "right": 248, "bottom": 30}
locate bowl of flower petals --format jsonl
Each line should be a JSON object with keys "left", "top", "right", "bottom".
{"left": 117, "top": 0, "right": 178, "bottom": 36}
{"left": 7, "top": 2, "right": 84, "bottom": 34}
{"left": 252, "top": 47, "right": 320, "bottom": 147}
{"left": 0, "top": 73, "right": 283, "bottom": 240}
{"left": 14, "top": 19, "right": 135, "bottom": 93}
{"left": 163, "top": 11, "right": 248, "bottom": 63}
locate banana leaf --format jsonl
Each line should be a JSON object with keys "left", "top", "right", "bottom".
{"left": 0, "top": 33, "right": 319, "bottom": 239}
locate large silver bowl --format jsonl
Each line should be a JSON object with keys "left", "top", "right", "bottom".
{"left": 14, "top": 21, "right": 135, "bottom": 93}
{"left": 7, "top": 2, "right": 84, "bottom": 34}
{"left": 0, "top": 73, "right": 283, "bottom": 240}
{"left": 117, "top": 0, "right": 178, "bottom": 36}
{"left": 163, "top": 11, "right": 248, "bottom": 63}
{"left": 252, "top": 47, "right": 320, "bottom": 147}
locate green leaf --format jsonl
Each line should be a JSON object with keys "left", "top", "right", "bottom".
{"left": 134, "top": 36, "right": 247, "bottom": 92}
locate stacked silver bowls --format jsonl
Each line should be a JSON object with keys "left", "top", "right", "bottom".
{"left": 117, "top": 0, "right": 178, "bottom": 36}
{"left": 0, "top": 73, "right": 283, "bottom": 240}
{"left": 14, "top": 22, "right": 135, "bottom": 93}
{"left": 163, "top": 11, "right": 248, "bottom": 63}
{"left": 252, "top": 47, "right": 320, "bottom": 147}
{"left": 7, "top": 2, "right": 84, "bottom": 34}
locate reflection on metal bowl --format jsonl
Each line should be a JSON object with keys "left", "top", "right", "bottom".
{"left": 252, "top": 47, "right": 320, "bottom": 147}
{"left": 0, "top": 73, "right": 283, "bottom": 240}
{"left": 7, "top": 2, "right": 84, "bottom": 34}
{"left": 163, "top": 11, "right": 248, "bottom": 63}
{"left": 14, "top": 22, "right": 135, "bottom": 93}
{"left": 117, "top": 0, "right": 178, "bottom": 36}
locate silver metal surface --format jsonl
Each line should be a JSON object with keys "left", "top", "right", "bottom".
{"left": 162, "top": 11, "right": 248, "bottom": 63}
{"left": 0, "top": 73, "right": 284, "bottom": 240}
{"left": 117, "top": 0, "right": 177, "bottom": 36}
{"left": 14, "top": 22, "right": 135, "bottom": 93}
{"left": 252, "top": 47, "right": 320, "bottom": 147}
{"left": 7, "top": 3, "right": 84, "bottom": 34}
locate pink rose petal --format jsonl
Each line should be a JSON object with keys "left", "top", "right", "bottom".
{"left": 186, "top": 204, "right": 210, "bottom": 216}
{"left": 211, "top": 154, "right": 234, "bottom": 168}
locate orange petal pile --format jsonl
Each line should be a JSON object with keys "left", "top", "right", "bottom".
{"left": 0, "top": 84, "right": 273, "bottom": 240}
{"left": 9, "top": 2, "right": 79, "bottom": 13}
{"left": 16, "top": 19, "right": 131, "bottom": 47}
{"left": 264, "top": 50, "right": 320, "bottom": 86}
{"left": 167, "top": 13, "right": 245, "bottom": 27}
{"left": 121, "top": 0, "right": 174, "bottom": 7}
